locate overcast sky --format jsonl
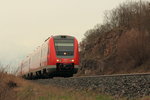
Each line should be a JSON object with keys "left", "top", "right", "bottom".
{"left": 0, "top": 0, "right": 138, "bottom": 67}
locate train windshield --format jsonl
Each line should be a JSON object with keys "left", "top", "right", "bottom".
{"left": 54, "top": 39, "right": 74, "bottom": 58}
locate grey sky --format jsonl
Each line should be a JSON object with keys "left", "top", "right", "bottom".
{"left": 0, "top": 0, "right": 133, "bottom": 66}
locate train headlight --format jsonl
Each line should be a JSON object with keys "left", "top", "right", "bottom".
{"left": 56, "top": 59, "right": 61, "bottom": 62}
{"left": 70, "top": 59, "right": 74, "bottom": 62}
{"left": 64, "top": 52, "right": 67, "bottom": 55}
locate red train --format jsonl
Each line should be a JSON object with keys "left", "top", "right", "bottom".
{"left": 17, "top": 35, "right": 79, "bottom": 78}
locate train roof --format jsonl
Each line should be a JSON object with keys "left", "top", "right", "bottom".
{"left": 52, "top": 35, "right": 74, "bottom": 39}
{"left": 44, "top": 35, "right": 75, "bottom": 42}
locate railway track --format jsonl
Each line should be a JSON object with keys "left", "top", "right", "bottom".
{"left": 34, "top": 73, "right": 150, "bottom": 98}
{"left": 75, "top": 72, "right": 150, "bottom": 78}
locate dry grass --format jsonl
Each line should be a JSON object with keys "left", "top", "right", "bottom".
{"left": 0, "top": 72, "right": 18, "bottom": 100}
{"left": 0, "top": 68, "right": 149, "bottom": 100}
{"left": 0, "top": 70, "right": 114, "bottom": 100}
{"left": 16, "top": 80, "right": 114, "bottom": 100}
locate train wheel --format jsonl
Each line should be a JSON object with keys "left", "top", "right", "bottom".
{"left": 42, "top": 69, "right": 49, "bottom": 79}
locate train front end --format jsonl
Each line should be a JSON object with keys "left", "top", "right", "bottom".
{"left": 53, "top": 35, "right": 79, "bottom": 75}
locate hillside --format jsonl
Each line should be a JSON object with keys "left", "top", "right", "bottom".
{"left": 79, "top": 1, "right": 150, "bottom": 75}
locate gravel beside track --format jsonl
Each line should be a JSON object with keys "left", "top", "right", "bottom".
{"left": 34, "top": 73, "right": 150, "bottom": 98}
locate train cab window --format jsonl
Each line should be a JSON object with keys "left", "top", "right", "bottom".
{"left": 54, "top": 39, "right": 74, "bottom": 58}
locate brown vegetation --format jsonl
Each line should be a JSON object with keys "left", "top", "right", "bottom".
{"left": 0, "top": 71, "right": 18, "bottom": 100}
{"left": 79, "top": 1, "right": 150, "bottom": 75}
{"left": 117, "top": 28, "right": 150, "bottom": 72}
{"left": 0, "top": 66, "right": 149, "bottom": 100}
{"left": 0, "top": 67, "right": 112, "bottom": 100}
